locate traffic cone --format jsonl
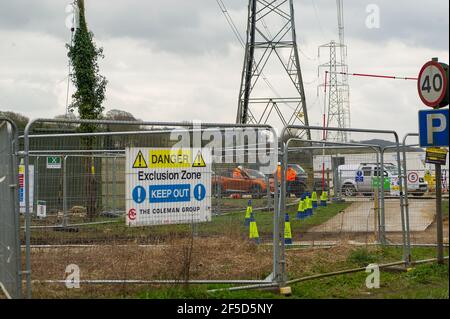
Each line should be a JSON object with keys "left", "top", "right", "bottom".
{"left": 249, "top": 219, "right": 260, "bottom": 244}
{"left": 320, "top": 191, "right": 328, "bottom": 207}
{"left": 244, "top": 200, "right": 253, "bottom": 226}
{"left": 306, "top": 196, "right": 313, "bottom": 216}
{"left": 311, "top": 191, "right": 318, "bottom": 209}
{"left": 284, "top": 213, "right": 293, "bottom": 245}
{"left": 296, "top": 200, "right": 306, "bottom": 220}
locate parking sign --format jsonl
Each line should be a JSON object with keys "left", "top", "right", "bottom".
{"left": 418, "top": 109, "right": 449, "bottom": 148}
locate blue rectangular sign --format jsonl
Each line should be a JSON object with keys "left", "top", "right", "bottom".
{"left": 149, "top": 184, "right": 191, "bottom": 203}
{"left": 418, "top": 109, "right": 449, "bottom": 147}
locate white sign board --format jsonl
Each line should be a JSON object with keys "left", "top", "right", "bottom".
{"left": 390, "top": 176, "right": 400, "bottom": 197}
{"left": 125, "top": 148, "right": 212, "bottom": 227}
{"left": 407, "top": 171, "right": 420, "bottom": 189}
{"left": 37, "top": 200, "right": 47, "bottom": 218}
{"left": 19, "top": 165, "right": 34, "bottom": 213}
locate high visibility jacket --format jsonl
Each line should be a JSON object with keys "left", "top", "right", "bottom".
{"left": 233, "top": 168, "right": 243, "bottom": 178}
{"left": 277, "top": 166, "right": 297, "bottom": 182}
{"left": 287, "top": 168, "right": 297, "bottom": 181}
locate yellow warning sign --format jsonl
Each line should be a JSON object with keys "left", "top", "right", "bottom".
{"left": 192, "top": 151, "right": 206, "bottom": 168}
{"left": 148, "top": 149, "right": 191, "bottom": 169}
{"left": 133, "top": 150, "right": 148, "bottom": 169}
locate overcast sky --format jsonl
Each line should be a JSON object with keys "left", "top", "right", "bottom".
{"left": 0, "top": 0, "right": 448, "bottom": 139}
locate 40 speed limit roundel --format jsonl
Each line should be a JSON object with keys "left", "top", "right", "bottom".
{"left": 418, "top": 60, "right": 449, "bottom": 108}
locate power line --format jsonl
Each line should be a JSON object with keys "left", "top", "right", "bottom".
{"left": 311, "top": 0, "right": 327, "bottom": 39}
{"left": 215, "top": 0, "right": 245, "bottom": 46}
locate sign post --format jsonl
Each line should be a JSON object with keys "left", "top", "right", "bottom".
{"left": 418, "top": 57, "right": 449, "bottom": 265}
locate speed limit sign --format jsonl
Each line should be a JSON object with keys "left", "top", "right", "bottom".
{"left": 407, "top": 171, "right": 419, "bottom": 187}
{"left": 418, "top": 60, "right": 449, "bottom": 108}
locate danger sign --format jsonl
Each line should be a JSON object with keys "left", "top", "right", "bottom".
{"left": 125, "top": 147, "right": 212, "bottom": 227}
{"left": 148, "top": 149, "right": 192, "bottom": 169}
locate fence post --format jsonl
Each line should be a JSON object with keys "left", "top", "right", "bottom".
{"left": 401, "top": 134, "right": 414, "bottom": 265}
{"left": 379, "top": 152, "right": 386, "bottom": 244}
{"left": 374, "top": 189, "right": 379, "bottom": 240}
{"left": 326, "top": 168, "right": 330, "bottom": 196}
{"left": 280, "top": 143, "right": 289, "bottom": 283}
{"left": 35, "top": 156, "right": 40, "bottom": 215}
{"left": 62, "top": 155, "right": 68, "bottom": 227}
{"left": 272, "top": 172, "right": 281, "bottom": 283}
{"left": 112, "top": 156, "right": 117, "bottom": 215}
{"left": 435, "top": 164, "right": 444, "bottom": 264}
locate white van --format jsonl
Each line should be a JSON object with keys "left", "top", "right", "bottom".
{"left": 338, "top": 163, "right": 428, "bottom": 196}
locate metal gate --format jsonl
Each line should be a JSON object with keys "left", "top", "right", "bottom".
{"left": 0, "top": 117, "right": 21, "bottom": 299}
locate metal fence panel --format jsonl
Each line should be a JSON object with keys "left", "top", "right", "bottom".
{"left": 22, "top": 119, "right": 280, "bottom": 298}
{"left": 401, "top": 134, "right": 449, "bottom": 249}
{"left": 0, "top": 120, "right": 20, "bottom": 299}
{"left": 283, "top": 142, "right": 386, "bottom": 246}
{"left": 279, "top": 125, "right": 411, "bottom": 281}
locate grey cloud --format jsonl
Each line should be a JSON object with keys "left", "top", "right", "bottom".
{"left": 0, "top": 0, "right": 448, "bottom": 138}
{"left": 0, "top": 0, "right": 247, "bottom": 55}
{"left": 299, "top": 0, "right": 449, "bottom": 51}
{"left": 1, "top": 1, "right": 447, "bottom": 56}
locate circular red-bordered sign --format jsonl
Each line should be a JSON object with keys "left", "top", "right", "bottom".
{"left": 407, "top": 172, "right": 419, "bottom": 184}
{"left": 128, "top": 208, "right": 136, "bottom": 221}
{"left": 418, "top": 60, "right": 448, "bottom": 108}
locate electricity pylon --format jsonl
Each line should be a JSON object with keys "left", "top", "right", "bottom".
{"left": 318, "top": 0, "right": 350, "bottom": 143}
{"left": 236, "top": 0, "right": 311, "bottom": 140}
{"left": 318, "top": 41, "right": 349, "bottom": 142}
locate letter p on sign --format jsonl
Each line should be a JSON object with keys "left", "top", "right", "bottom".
{"left": 419, "top": 109, "right": 449, "bottom": 148}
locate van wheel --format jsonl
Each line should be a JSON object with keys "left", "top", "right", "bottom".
{"left": 342, "top": 185, "right": 356, "bottom": 197}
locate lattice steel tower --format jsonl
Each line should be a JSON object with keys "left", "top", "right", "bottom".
{"left": 236, "top": 0, "right": 311, "bottom": 140}
{"left": 318, "top": 0, "right": 350, "bottom": 143}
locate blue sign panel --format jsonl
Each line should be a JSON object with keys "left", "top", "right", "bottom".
{"left": 355, "top": 170, "right": 364, "bottom": 183}
{"left": 132, "top": 186, "right": 146, "bottom": 204}
{"left": 418, "top": 109, "right": 449, "bottom": 147}
{"left": 193, "top": 184, "right": 206, "bottom": 201}
{"left": 149, "top": 184, "right": 191, "bottom": 203}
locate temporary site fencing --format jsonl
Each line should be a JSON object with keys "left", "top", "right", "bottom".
{"left": 279, "top": 125, "right": 413, "bottom": 279}
{"left": 399, "top": 133, "right": 449, "bottom": 248}
{"left": 0, "top": 117, "right": 447, "bottom": 299}
{"left": 0, "top": 118, "right": 21, "bottom": 299}
{"left": 20, "top": 118, "right": 281, "bottom": 298}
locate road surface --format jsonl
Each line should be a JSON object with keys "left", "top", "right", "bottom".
{"left": 310, "top": 198, "right": 436, "bottom": 233}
